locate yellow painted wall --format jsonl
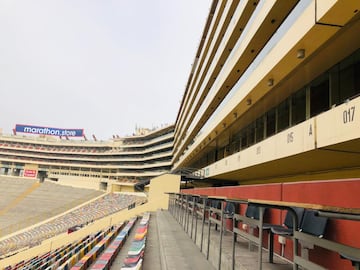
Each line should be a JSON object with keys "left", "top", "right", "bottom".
{"left": 121, "top": 185, "right": 135, "bottom": 193}
{"left": 112, "top": 184, "right": 121, "bottom": 192}
{"left": 148, "top": 174, "right": 180, "bottom": 210}
{"left": 23, "top": 164, "right": 39, "bottom": 178}
{"left": 24, "top": 164, "right": 38, "bottom": 170}
{"left": 56, "top": 175, "right": 101, "bottom": 190}
{"left": 111, "top": 183, "right": 135, "bottom": 193}
{"left": 316, "top": 97, "right": 360, "bottom": 148}
{"left": 205, "top": 118, "right": 316, "bottom": 178}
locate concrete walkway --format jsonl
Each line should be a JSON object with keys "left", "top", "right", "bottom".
{"left": 109, "top": 210, "right": 292, "bottom": 269}
{"left": 140, "top": 210, "right": 292, "bottom": 270}
{"left": 150, "top": 209, "right": 215, "bottom": 270}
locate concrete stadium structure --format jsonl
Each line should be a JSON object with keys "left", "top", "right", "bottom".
{"left": 0, "top": 125, "right": 174, "bottom": 190}
{"left": 173, "top": 0, "right": 360, "bottom": 185}
{"left": 171, "top": 1, "right": 360, "bottom": 269}
{"left": 0, "top": 0, "right": 360, "bottom": 269}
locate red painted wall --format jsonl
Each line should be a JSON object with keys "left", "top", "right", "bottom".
{"left": 183, "top": 184, "right": 284, "bottom": 251}
{"left": 181, "top": 178, "right": 360, "bottom": 270}
{"left": 282, "top": 179, "right": 360, "bottom": 269}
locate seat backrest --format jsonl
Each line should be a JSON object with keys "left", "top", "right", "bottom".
{"left": 299, "top": 210, "right": 328, "bottom": 238}
{"left": 245, "top": 205, "right": 260, "bottom": 219}
{"left": 205, "top": 198, "right": 211, "bottom": 206}
{"left": 283, "top": 207, "right": 305, "bottom": 229}
{"left": 211, "top": 199, "right": 222, "bottom": 209}
{"left": 245, "top": 205, "right": 269, "bottom": 220}
{"left": 224, "top": 202, "right": 237, "bottom": 215}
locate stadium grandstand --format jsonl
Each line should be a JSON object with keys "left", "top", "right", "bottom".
{"left": 1, "top": 0, "right": 360, "bottom": 269}
{"left": 0, "top": 124, "right": 174, "bottom": 191}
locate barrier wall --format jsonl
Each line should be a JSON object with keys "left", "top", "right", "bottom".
{"left": 148, "top": 174, "right": 180, "bottom": 209}
{"left": 56, "top": 175, "right": 102, "bottom": 190}
{"left": 282, "top": 179, "right": 360, "bottom": 269}
{"left": 182, "top": 178, "right": 360, "bottom": 270}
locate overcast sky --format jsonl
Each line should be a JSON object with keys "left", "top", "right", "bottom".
{"left": 0, "top": 1, "right": 211, "bottom": 140}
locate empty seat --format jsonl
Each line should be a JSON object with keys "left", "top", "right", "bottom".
{"left": 243, "top": 205, "right": 294, "bottom": 259}
{"left": 245, "top": 204, "right": 273, "bottom": 230}
{"left": 209, "top": 199, "right": 222, "bottom": 230}
{"left": 210, "top": 199, "right": 222, "bottom": 209}
{"left": 268, "top": 207, "right": 305, "bottom": 262}
{"left": 293, "top": 209, "right": 329, "bottom": 268}
{"left": 340, "top": 253, "right": 360, "bottom": 269}
{"left": 224, "top": 202, "right": 237, "bottom": 219}
{"left": 243, "top": 205, "right": 271, "bottom": 252}
{"left": 245, "top": 204, "right": 261, "bottom": 220}
{"left": 271, "top": 207, "right": 305, "bottom": 236}
{"left": 299, "top": 210, "right": 328, "bottom": 238}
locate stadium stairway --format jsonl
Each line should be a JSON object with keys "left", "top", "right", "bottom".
{"left": 143, "top": 210, "right": 215, "bottom": 270}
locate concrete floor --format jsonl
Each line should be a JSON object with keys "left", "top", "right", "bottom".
{"left": 118, "top": 210, "right": 293, "bottom": 270}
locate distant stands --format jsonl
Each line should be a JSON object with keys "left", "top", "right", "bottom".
{"left": 0, "top": 190, "right": 146, "bottom": 257}
{"left": 0, "top": 177, "right": 36, "bottom": 211}
{"left": 0, "top": 177, "right": 103, "bottom": 235}
{"left": 3, "top": 213, "right": 149, "bottom": 270}
{"left": 0, "top": 124, "right": 174, "bottom": 182}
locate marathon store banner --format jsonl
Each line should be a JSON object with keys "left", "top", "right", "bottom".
{"left": 15, "top": 124, "right": 84, "bottom": 137}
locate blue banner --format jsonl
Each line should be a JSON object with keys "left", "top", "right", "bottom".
{"left": 15, "top": 124, "right": 84, "bottom": 137}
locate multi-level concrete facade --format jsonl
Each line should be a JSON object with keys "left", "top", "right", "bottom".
{"left": 0, "top": 125, "right": 174, "bottom": 184}
{"left": 173, "top": 0, "right": 360, "bottom": 185}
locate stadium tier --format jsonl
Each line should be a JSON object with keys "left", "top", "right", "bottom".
{"left": 0, "top": 178, "right": 103, "bottom": 237}
{"left": 0, "top": 125, "right": 174, "bottom": 188}
{"left": 172, "top": 0, "right": 360, "bottom": 186}
{"left": 171, "top": 0, "right": 360, "bottom": 268}
{"left": 2, "top": 215, "right": 144, "bottom": 270}
{"left": 0, "top": 191, "right": 145, "bottom": 257}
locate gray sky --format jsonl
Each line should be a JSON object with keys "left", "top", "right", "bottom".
{"left": 0, "top": 1, "right": 211, "bottom": 140}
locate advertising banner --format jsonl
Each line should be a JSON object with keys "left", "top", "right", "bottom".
{"left": 15, "top": 124, "right": 84, "bottom": 137}
{"left": 24, "top": 169, "right": 37, "bottom": 178}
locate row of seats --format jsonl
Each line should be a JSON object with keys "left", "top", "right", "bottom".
{"left": 121, "top": 212, "right": 150, "bottom": 270}
{"left": 0, "top": 143, "right": 107, "bottom": 153}
{"left": 4, "top": 236, "right": 84, "bottom": 270}
{"left": 237, "top": 204, "right": 327, "bottom": 263}
{"left": 88, "top": 217, "right": 137, "bottom": 270}
{"left": 246, "top": 205, "right": 359, "bottom": 268}
{"left": 3, "top": 211, "right": 152, "bottom": 270}
{"left": 29, "top": 230, "right": 109, "bottom": 270}
{"left": 4, "top": 214, "right": 142, "bottom": 270}
{"left": 0, "top": 193, "right": 144, "bottom": 257}
{"left": 68, "top": 225, "right": 124, "bottom": 270}
{"left": 4, "top": 226, "right": 115, "bottom": 270}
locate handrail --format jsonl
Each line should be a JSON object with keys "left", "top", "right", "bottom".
{"left": 168, "top": 192, "right": 360, "bottom": 270}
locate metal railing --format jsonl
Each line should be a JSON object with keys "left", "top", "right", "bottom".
{"left": 167, "top": 193, "right": 360, "bottom": 270}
